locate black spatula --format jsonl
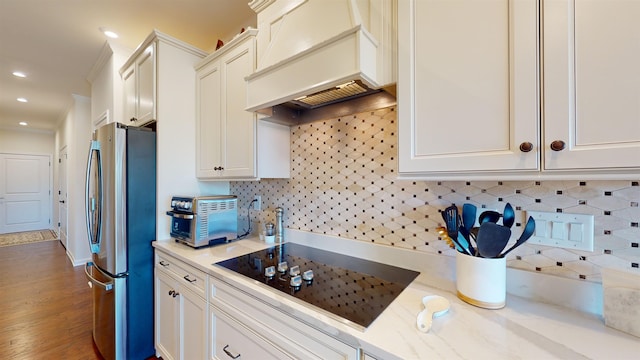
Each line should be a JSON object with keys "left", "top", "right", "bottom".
{"left": 476, "top": 222, "right": 512, "bottom": 258}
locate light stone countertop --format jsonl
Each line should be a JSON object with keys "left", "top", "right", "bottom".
{"left": 153, "top": 232, "right": 639, "bottom": 360}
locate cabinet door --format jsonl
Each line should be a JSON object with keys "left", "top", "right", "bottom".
{"left": 122, "top": 65, "right": 137, "bottom": 125}
{"left": 398, "top": 0, "right": 539, "bottom": 174}
{"left": 220, "top": 39, "right": 257, "bottom": 178}
{"left": 181, "top": 288, "right": 208, "bottom": 360}
{"left": 137, "top": 44, "right": 156, "bottom": 125}
{"left": 196, "top": 60, "right": 223, "bottom": 178}
{"left": 543, "top": 0, "right": 640, "bottom": 170}
{"left": 156, "top": 270, "right": 179, "bottom": 360}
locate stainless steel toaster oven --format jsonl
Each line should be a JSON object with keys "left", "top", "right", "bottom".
{"left": 166, "top": 195, "right": 237, "bottom": 248}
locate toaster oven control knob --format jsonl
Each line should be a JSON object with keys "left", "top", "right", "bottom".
{"left": 185, "top": 201, "right": 192, "bottom": 210}
{"left": 264, "top": 266, "right": 276, "bottom": 279}
{"left": 290, "top": 275, "right": 302, "bottom": 289}
{"left": 289, "top": 265, "right": 300, "bottom": 277}
{"left": 302, "top": 270, "right": 314, "bottom": 282}
{"left": 277, "top": 261, "right": 288, "bottom": 274}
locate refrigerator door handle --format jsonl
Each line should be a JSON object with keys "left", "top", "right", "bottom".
{"left": 85, "top": 139, "right": 103, "bottom": 254}
{"left": 85, "top": 262, "right": 114, "bottom": 291}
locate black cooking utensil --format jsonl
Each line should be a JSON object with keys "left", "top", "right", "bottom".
{"left": 503, "top": 203, "right": 515, "bottom": 228}
{"left": 460, "top": 203, "right": 477, "bottom": 255}
{"left": 479, "top": 210, "right": 501, "bottom": 224}
{"left": 441, "top": 205, "right": 472, "bottom": 256}
{"left": 500, "top": 216, "right": 536, "bottom": 257}
{"left": 461, "top": 204, "right": 477, "bottom": 235}
{"left": 476, "top": 222, "right": 512, "bottom": 258}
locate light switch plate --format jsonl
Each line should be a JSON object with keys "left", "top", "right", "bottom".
{"left": 526, "top": 211, "right": 595, "bottom": 251}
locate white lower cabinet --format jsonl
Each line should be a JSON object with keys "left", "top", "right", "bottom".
{"left": 210, "top": 277, "right": 359, "bottom": 360}
{"left": 155, "top": 252, "right": 209, "bottom": 360}
{"left": 156, "top": 271, "right": 180, "bottom": 359}
{"left": 211, "top": 307, "right": 292, "bottom": 360}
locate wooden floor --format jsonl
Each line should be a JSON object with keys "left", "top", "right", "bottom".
{"left": 0, "top": 240, "right": 104, "bottom": 359}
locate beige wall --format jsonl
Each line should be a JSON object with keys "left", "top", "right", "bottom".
{"left": 0, "top": 128, "right": 55, "bottom": 155}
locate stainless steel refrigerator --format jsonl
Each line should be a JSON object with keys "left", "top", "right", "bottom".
{"left": 84, "top": 122, "right": 156, "bottom": 360}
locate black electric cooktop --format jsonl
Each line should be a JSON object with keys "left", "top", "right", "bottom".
{"left": 215, "top": 243, "right": 420, "bottom": 329}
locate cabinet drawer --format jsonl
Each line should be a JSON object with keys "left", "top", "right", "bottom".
{"left": 213, "top": 307, "right": 294, "bottom": 360}
{"left": 211, "top": 277, "right": 358, "bottom": 359}
{"left": 156, "top": 253, "right": 207, "bottom": 298}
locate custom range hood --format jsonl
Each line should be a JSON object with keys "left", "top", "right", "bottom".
{"left": 246, "top": 0, "right": 396, "bottom": 124}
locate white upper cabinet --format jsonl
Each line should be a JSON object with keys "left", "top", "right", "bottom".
{"left": 398, "top": 0, "right": 539, "bottom": 176}
{"left": 120, "top": 31, "right": 207, "bottom": 129}
{"left": 195, "top": 30, "right": 290, "bottom": 180}
{"left": 543, "top": 0, "right": 640, "bottom": 172}
{"left": 398, "top": 0, "right": 640, "bottom": 179}
{"left": 122, "top": 43, "right": 156, "bottom": 127}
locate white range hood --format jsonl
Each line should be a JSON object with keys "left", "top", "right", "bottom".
{"left": 246, "top": 0, "right": 396, "bottom": 113}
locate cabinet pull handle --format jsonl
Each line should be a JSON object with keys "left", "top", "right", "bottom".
{"left": 519, "top": 142, "right": 533, "bottom": 153}
{"left": 159, "top": 261, "right": 170, "bottom": 267}
{"left": 214, "top": 166, "right": 225, "bottom": 171}
{"left": 130, "top": 117, "right": 137, "bottom": 122}
{"left": 183, "top": 275, "right": 196, "bottom": 283}
{"left": 550, "top": 140, "right": 566, "bottom": 151}
{"left": 168, "top": 290, "right": 175, "bottom": 296}
{"left": 223, "top": 345, "right": 240, "bottom": 359}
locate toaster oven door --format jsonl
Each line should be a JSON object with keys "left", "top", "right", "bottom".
{"left": 166, "top": 211, "right": 194, "bottom": 240}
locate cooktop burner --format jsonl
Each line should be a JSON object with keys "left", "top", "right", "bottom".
{"left": 215, "top": 243, "right": 420, "bottom": 329}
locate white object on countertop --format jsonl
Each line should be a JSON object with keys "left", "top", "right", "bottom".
{"left": 602, "top": 267, "right": 640, "bottom": 338}
{"left": 456, "top": 251, "right": 506, "bottom": 309}
{"left": 416, "top": 295, "right": 450, "bottom": 333}
{"left": 264, "top": 235, "right": 275, "bottom": 244}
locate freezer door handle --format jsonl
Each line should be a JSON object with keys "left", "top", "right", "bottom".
{"left": 85, "top": 262, "right": 113, "bottom": 291}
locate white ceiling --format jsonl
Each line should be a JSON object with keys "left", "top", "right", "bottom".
{"left": 0, "top": 0, "right": 256, "bottom": 132}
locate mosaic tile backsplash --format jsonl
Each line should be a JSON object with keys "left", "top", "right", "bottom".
{"left": 231, "top": 106, "right": 640, "bottom": 283}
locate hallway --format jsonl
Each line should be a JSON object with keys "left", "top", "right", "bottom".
{"left": 0, "top": 240, "right": 102, "bottom": 359}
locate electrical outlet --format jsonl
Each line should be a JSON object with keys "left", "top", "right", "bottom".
{"left": 526, "top": 211, "right": 594, "bottom": 251}
{"left": 253, "top": 195, "right": 261, "bottom": 210}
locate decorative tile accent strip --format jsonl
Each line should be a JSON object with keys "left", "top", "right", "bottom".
{"left": 231, "top": 106, "right": 640, "bottom": 283}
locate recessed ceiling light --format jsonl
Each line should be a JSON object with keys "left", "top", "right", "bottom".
{"left": 12, "top": 71, "right": 27, "bottom": 78}
{"left": 17, "top": 97, "right": 28, "bottom": 103}
{"left": 19, "top": 122, "right": 28, "bottom": 126}
{"left": 99, "top": 27, "right": 118, "bottom": 39}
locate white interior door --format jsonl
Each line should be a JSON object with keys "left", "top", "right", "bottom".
{"left": 0, "top": 153, "right": 51, "bottom": 234}
{"left": 58, "top": 148, "right": 68, "bottom": 248}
